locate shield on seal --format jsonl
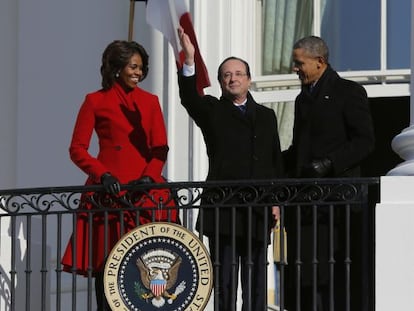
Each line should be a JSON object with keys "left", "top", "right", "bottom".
{"left": 150, "top": 278, "right": 167, "bottom": 297}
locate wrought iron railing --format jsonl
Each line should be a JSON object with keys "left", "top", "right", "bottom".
{"left": 0, "top": 177, "right": 379, "bottom": 311}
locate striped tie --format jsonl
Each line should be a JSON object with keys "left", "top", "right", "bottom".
{"left": 238, "top": 105, "right": 246, "bottom": 114}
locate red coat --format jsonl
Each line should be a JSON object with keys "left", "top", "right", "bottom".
{"left": 62, "top": 82, "right": 178, "bottom": 275}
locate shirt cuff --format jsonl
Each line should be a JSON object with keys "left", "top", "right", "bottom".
{"left": 182, "top": 63, "right": 195, "bottom": 77}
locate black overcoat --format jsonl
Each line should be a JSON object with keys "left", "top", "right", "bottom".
{"left": 178, "top": 73, "right": 283, "bottom": 242}
{"left": 283, "top": 66, "right": 375, "bottom": 293}
{"left": 284, "top": 65, "right": 375, "bottom": 177}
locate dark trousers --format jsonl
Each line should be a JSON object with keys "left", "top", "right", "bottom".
{"left": 95, "top": 271, "right": 111, "bottom": 311}
{"left": 209, "top": 236, "right": 268, "bottom": 311}
{"left": 285, "top": 206, "right": 372, "bottom": 311}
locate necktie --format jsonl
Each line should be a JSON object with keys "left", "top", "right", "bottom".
{"left": 309, "top": 82, "right": 317, "bottom": 93}
{"left": 238, "top": 104, "right": 246, "bottom": 114}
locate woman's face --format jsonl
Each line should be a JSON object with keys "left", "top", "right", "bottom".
{"left": 118, "top": 53, "right": 144, "bottom": 90}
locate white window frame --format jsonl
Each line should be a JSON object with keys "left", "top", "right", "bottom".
{"left": 251, "top": 0, "right": 411, "bottom": 103}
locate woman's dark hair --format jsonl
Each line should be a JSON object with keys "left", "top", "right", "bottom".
{"left": 100, "top": 40, "right": 149, "bottom": 90}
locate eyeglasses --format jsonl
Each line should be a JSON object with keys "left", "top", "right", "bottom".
{"left": 221, "top": 71, "right": 248, "bottom": 81}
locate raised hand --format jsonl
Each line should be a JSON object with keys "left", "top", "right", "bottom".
{"left": 177, "top": 26, "right": 195, "bottom": 66}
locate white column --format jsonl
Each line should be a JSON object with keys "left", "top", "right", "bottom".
{"left": 387, "top": 0, "right": 414, "bottom": 175}
{"left": 376, "top": 176, "right": 414, "bottom": 310}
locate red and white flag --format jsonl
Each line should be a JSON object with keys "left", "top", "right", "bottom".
{"left": 146, "top": 0, "right": 211, "bottom": 95}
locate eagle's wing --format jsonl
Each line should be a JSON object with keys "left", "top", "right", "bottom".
{"left": 136, "top": 257, "right": 151, "bottom": 289}
{"left": 166, "top": 257, "right": 182, "bottom": 289}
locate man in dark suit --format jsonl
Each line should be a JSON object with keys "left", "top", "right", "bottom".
{"left": 177, "top": 27, "right": 284, "bottom": 311}
{"left": 283, "top": 36, "right": 375, "bottom": 311}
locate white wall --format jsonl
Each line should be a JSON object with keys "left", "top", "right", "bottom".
{"left": 0, "top": 1, "right": 165, "bottom": 189}
{"left": 0, "top": 0, "right": 18, "bottom": 189}
{"left": 0, "top": 2, "right": 153, "bottom": 310}
{"left": 376, "top": 176, "right": 414, "bottom": 311}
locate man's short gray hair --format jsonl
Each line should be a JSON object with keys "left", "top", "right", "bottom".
{"left": 293, "top": 36, "right": 329, "bottom": 61}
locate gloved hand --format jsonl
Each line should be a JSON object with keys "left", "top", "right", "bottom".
{"left": 128, "top": 175, "right": 154, "bottom": 186}
{"left": 100, "top": 173, "right": 121, "bottom": 195}
{"left": 302, "top": 158, "right": 333, "bottom": 178}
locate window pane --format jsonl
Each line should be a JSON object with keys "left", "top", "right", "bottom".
{"left": 261, "top": 0, "right": 313, "bottom": 75}
{"left": 387, "top": 0, "right": 410, "bottom": 69}
{"left": 321, "top": 0, "right": 381, "bottom": 71}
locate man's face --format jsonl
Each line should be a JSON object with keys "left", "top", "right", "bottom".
{"left": 292, "top": 48, "right": 324, "bottom": 85}
{"left": 219, "top": 59, "right": 251, "bottom": 103}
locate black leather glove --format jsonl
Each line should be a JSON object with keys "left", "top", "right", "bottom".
{"left": 100, "top": 173, "right": 121, "bottom": 195}
{"left": 128, "top": 175, "right": 154, "bottom": 186}
{"left": 303, "top": 158, "right": 333, "bottom": 178}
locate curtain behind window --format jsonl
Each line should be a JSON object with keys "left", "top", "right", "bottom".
{"left": 262, "top": 0, "right": 313, "bottom": 150}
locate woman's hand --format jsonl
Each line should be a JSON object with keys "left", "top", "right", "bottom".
{"left": 100, "top": 173, "right": 121, "bottom": 195}
{"left": 128, "top": 176, "right": 154, "bottom": 185}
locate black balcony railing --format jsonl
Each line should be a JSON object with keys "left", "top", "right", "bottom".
{"left": 0, "top": 177, "right": 379, "bottom": 311}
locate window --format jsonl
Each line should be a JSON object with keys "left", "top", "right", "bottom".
{"left": 255, "top": 0, "right": 410, "bottom": 151}
{"left": 387, "top": 0, "right": 410, "bottom": 69}
{"left": 260, "top": 0, "right": 410, "bottom": 74}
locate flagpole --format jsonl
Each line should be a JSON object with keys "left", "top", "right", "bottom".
{"left": 128, "top": 0, "right": 135, "bottom": 41}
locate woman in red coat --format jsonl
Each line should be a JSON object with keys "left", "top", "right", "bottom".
{"left": 61, "top": 40, "right": 178, "bottom": 310}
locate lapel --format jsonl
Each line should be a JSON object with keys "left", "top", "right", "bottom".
{"left": 298, "top": 66, "right": 339, "bottom": 120}
{"left": 311, "top": 66, "right": 338, "bottom": 107}
{"left": 246, "top": 92, "right": 257, "bottom": 124}
{"left": 294, "top": 66, "right": 340, "bottom": 166}
{"left": 222, "top": 95, "right": 254, "bottom": 127}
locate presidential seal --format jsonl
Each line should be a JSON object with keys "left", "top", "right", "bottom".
{"left": 104, "top": 222, "right": 213, "bottom": 310}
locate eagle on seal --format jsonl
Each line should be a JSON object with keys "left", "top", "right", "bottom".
{"left": 136, "top": 254, "right": 182, "bottom": 306}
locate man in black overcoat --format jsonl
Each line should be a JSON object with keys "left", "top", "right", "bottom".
{"left": 177, "top": 27, "right": 284, "bottom": 311}
{"left": 283, "top": 36, "right": 375, "bottom": 311}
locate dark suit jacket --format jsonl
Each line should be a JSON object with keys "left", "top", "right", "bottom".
{"left": 283, "top": 66, "right": 375, "bottom": 178}
{"left": 178, "top": 73, "right": 283, "bottom": 241}
{"left": 283, "top": 66, "right": 375, "bottom": 288}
